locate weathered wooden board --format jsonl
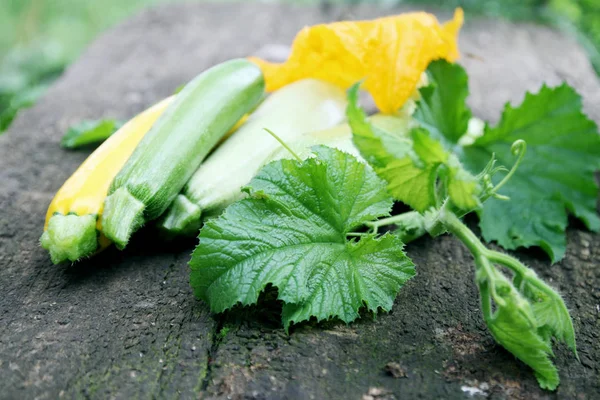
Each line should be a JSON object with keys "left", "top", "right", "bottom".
{"left": 1, "top": 3, "right": 598, "bottom": 399}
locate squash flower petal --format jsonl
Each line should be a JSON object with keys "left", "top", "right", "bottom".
{"left": 249, "top": 9, "right": 464, "bottom": 114}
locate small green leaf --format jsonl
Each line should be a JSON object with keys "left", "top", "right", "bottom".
{"left": 348, "top": 84, "right": 480, "bottom": 212}
{"left": 61, "top": 119, "right": 123, "bottom": 149}
{"left": 347, "top": 83, "right": 414, "bottom": 167}
{"left": 445, "top": 157, "right": 482, "bottom": 211}
{"left": 414, "top": 60, "right": 471, "bottom": 147}
{"left": 484, "top": 276, "right": 560, "bottom": 390}
{"left": 0, "top": 84, "right": 48, "bottom": 132}
{"left": 348, "top": 87, "right": 433, "bottom": 211}
{"left": 190, "top": 146, "right": 415, "bottom": 330}
{"left": 513, "top": 273, "right": 577, "bottom": 357}
{"left": 377, "top": 156, "right": 439, "bottom": 212}
{"left": 410, "top": 128, "right": 448, "bottom": 164}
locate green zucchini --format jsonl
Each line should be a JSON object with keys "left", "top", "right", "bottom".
{"left": 102, "top": 59, "right": 264, "bottom": 248}
{"left": 158, "top": 79, "right": 348, "bottom": 237}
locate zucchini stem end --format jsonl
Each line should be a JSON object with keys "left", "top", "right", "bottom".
{"left": 158, "top": 194, "right": 202, "bottom": 238}
{"left": 102, "top": 187, "right": 145, "bottom": 249}
{"left": 40, "top": 214, "right": 98, "bottom": 264}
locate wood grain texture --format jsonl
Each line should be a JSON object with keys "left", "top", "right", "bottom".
{"left": 0, "top": 3, "right": 598, "bottom": 399}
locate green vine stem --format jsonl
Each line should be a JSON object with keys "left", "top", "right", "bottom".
{"left": 264, "top": 128, "right": 302, "bottom": 162}
{"left": 440, "top": 204, "right": 560, "bottom": 302}
{"left": 438, "top": 201, "right": 577, "bottom": 353}
{"left": 366, "top": 211, "right": 426, "bottom": 243}
{"left": 492, "top": 139, "right": 527, "bottom": 194}
{"left": 439, "top": 206, "right": 509, "bottom": 308}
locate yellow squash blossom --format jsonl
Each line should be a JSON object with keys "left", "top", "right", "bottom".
{"left": 249, "top": 9, "right": 463, "bottom": 114}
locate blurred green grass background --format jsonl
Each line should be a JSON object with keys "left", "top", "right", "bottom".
{"left": 1, "top": 0, "right": 599, "bottom": 132}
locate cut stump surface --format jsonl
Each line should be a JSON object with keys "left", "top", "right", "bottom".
{"left": 1, "top": 3, "right": 599, "bottom": 399}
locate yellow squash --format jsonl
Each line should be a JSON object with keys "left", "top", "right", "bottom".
{"left": 249, "top": 9, "right": 463, "bottom": 114}
{"left": 41, "top": 96, "right": 175, "bottom": 264}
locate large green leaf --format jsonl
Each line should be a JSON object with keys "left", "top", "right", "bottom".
{"left": 190, "top": 146, "right": 415, "bottom": 329}
{"left": 408, "top": 61, "right": 600, "bottom": 261}
{"left": 463, "top": 84, "right": 600, "bottom": 262}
